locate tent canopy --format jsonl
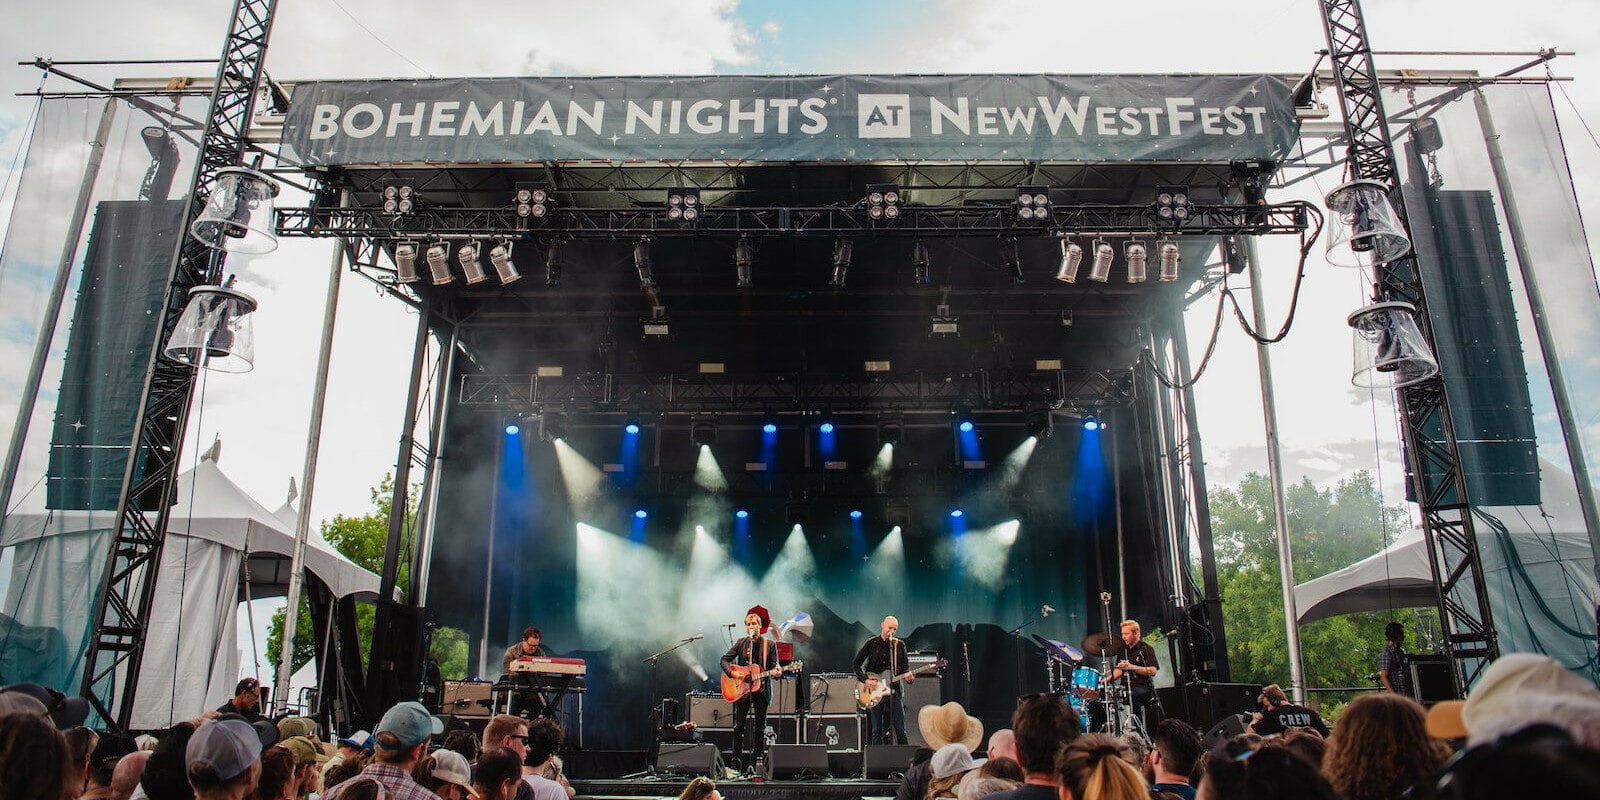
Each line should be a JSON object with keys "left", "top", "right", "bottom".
{"left": 1292, "top": 529, "right": 1434, "bottom": 624}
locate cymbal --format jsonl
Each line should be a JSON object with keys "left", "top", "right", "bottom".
{"left": 1080, "top": 631, "right": 1126, "bottom": 657}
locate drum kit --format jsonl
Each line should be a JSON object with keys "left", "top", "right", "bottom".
{"left": 1029, "top": 600, "right": 1149, "bottom": 739}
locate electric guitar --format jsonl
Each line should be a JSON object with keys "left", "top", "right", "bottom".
{"left": 720, "top": 661, "right": 803, "bottom": 702}
{"left": 858, "top": 659, "right": 946, "bottom": 709}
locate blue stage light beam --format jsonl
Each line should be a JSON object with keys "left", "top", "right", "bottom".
{"left": 1071, "top": 423, "right": 1112, "bottom": 528}
{"left": 819, "top": 421, "right": 837, "bottom": 459}
{"left": 734, "top": 509, "right": 752, "bottom": 563}
{"left": 505, "top": 423, "right": 520, "bottom": 435}
{"left": 958, "top": 420, "right": 981, "bottom": 460}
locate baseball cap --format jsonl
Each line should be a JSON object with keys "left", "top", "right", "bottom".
{"left": 280, "top": 736, "right": 330, "bottom": 765}
{"left": 215, "top": 712, "right": 280, "bottom": 748}
{"left": 277, "top": 716, "right": 317, "bottom": 741}
{"left": 0, "top": 682, "right": 90, "bottom": 729}
{"left": 186, "top": 719, "right": 263, "bottom": 782}
{"left": 374, "top": 701, "right": 443, "bottom": 750}
{"left": 431, "top": 749, "right": 478, "bottom": 797}
{"left": 1426, "top": 653, "right": 1600, "bottom": 742}
{"left": 930, "top": 742, "right": 986, "bottom": 779}
{"left": 336, "top": 730, "right": 375, "bottom": 751}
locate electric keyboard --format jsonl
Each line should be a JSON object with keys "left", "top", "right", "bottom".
{"left": 509, "top": 656, "right": 587, "bottom": 676}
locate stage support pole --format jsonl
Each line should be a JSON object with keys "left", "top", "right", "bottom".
{"left": 367, "top": 309, "right": 432, "bottom": 716}
{"left": 1112, "top": 421, "right": 1128, "bottom": 621}
{"left": 1170, "top": 309, "right": 1231, "bottom": 681}
{"left": 1150, "top": 329, "right": 1189, "bottom": 621}
{"left": 0, "top": 98, "right": 116, "bottom": 522}
{"left": 1473, "top": 90, "right": 1600, "bottom": 588}
{"left": 478, "top": 431, "right": 503, "bottom": 679}
{"left": 1243, "top": 237, "right": 1307, "bottom": 704}
{"left": 411, "top": 324, "right": 458, "bottom": 607}
{"left": 274, "top": 203, "right": 348, "bottom": 714}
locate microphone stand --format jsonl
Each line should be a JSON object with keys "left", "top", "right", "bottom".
{"left": 1097, "top": 592, "right": 1126, "bottom": 736}
{"left": 1007, "top": 607, "right": 1053, "bottom": 700}
{"left": 630, "top": 636, "right": 702, "bottom": 779}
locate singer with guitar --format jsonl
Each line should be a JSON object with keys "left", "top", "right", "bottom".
{"left": 852, "top": 615, "right": 914, "bottom": 745}
{"left": 719, "top": 605, "right": 782, "bottom": 773}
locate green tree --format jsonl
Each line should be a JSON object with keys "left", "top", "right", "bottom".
{"left": 1208, "top": 470, "right": 1433, "bottom": 714}
{"left": 267, "top": 474, "right": 470, "bottom": 684}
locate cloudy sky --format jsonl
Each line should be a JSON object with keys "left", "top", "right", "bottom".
{"left": 1, "top": 0, "right": 1597, "bottom": 679}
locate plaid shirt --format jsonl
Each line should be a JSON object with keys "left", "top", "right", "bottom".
{"left": 1378, "top": 643, "right": 1413, "bottom": 697}
{"left": 323, "top": 762, "right": 442, "bottom": 800}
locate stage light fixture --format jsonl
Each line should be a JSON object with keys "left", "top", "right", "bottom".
{"left": 505, "top": 423, "right": 521, "bottom": 435}
{"left": 544, "top": 241, "right": 562, "bottom": 287}
{"left": 634, "top": 237, "right": 656, "bottom": 288}
{"left": 393, "top": 240, "right": 420, "bottom": 284}
{"left": 819, "top": 422, "right": 835, "bottom": 434}
{"left": 1015, "top": 185, "right": 1052, "bottom": 224}
{"left": 734, "top": 235, "right": 754, "bottom": 289}
{"left": 950, "top": 509, "right": 964, "bottom": 518}
{"left": 539, "top": 413, "right": 568, "bottom": 442}
{"left": 850, "top": 510, "right": 863, "bottom": 520}
{"left": 488, "top": 240, "right": 522, "bottom": 284}
{"left": 877, "top": 419, "right": 903, "bottom": 446}
{"left": 958, "top": 421, "right": 974, "bottom": 433}
{"left": 1155, "top": 185, "right": 1192, "bottom": 223}
{"left": 763, "top": 423, "right": 779, "bottom": 434}
{"left": 1324, "top": 179, "right": 1411, "bottom": 266}
{"left": 514, "top": 187, "right": 550, "bottom": 219}
{"left": 381, "top": 184, "right": 416, "bottom": 215}
{"left": 624, "top": 423, "right": 641, "bottom": 435}
{"left": 911, "top": 240, "right": 931, "bottom": 285}
{"left": 189, "top": 168, "right": 281, "bottom": 254}
{"left": 1025, "top": 411, "right": 1052, "bottom": 440}
{"left": 1158, "top": 239, "right": 1181, "bottom": 282}
{"left": 830, "top": 238, "right": 853, "bottom": 288}
{"left": 736, "top": 509, "right": 749, "bottom": 519}
{"left": 1055, "top": 236, "right": 1084, "bottom": 283}
{"left": 425, "top": 242, "right": 454, "bottom": 285}
{"left": 691, "top": 420, "right": 718, "bottom": 446}
{"left": 1082, "top": 416, "right": 1105, "bottom": 432}
{"left": 635, "top": 509, "right": 649, "bottom": 519}
{"left": 457, "top": 240, "right": 488, "bottom": 284}
{"left": 666, "top": 188, "right": 701, "bottom": 223}
{"left": 1124, "top": 240, "right": 1148, "bottom": 283}
{"left": 1088, "top": 239, "right": 1114, "bottom": 282}
{"left": 866, "top": 183, "right": 901, "bottom": 220}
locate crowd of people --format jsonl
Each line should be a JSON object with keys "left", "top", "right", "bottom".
{"left": 3, "top": 650, "right": 1599, "bottom": 800}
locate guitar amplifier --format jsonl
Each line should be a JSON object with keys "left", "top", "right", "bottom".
{"left": 810, "top": 673, "right": 861, "bottom": 715}
{"left": 441, "top": 680, "right": 495, "bottom": 718}
{"left": 686, "top": 692, "right": 734, "bottom": 728}
{"left": 806, "top": 714, "right": 861, "bottom": 750}
{"left": 768, "top": 675, "right": 801, "bottom": 715}
{"left": 904, "top": 653, "right": 943, "bottom": 748}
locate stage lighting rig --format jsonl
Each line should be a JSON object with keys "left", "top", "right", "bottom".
{"left": 457, "top": 240, "right": 488, "bottom": 284}
{"left": 1157, "top": 239, "right": 1181, "bottom": 282}
{"left": 1124, "top": 240, "right": 1148, "bottom": 284}
{"left": 514, "top": 186, "right": 552, "bottom": 219}
{"left": 734, "top": 235, "right": 754, "bottom": 289}
{"left": 488, "top": 240, "right": 521, "bottom": 284}
{"left": 1055, "top": 236, "right": 1084, "bottom": 283}
{"left": 1015, "top": 185, "right": 1052, "bottom": 224}
{"left": 424, "top": 241, "right": 454, "bottom": 285}
{"left": 865, "top": 183, "right": 901, "bottom": 220}
{"left": 381, "top": 183, "right": 416, "bottom": 215}
{"left": 1154, "top": 185, "right": 1193, "bottom": 224}
{"left": 393, "top": 240, "right": 421, "bottom": 284}
{"left": 667, "top": 188, "right": 701, "bottom": 223}
{"left": 1088, "top": 239, "right": 1114, "bottom": 282}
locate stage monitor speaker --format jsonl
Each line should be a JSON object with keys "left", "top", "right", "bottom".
{"left": 762, "top": 716, "right": 801, "bottom": 746}
{"left": 1409, "top": 655, "right": 1459, "bottom": 704}
{"left": 904, "top": 653, "right": 943, "bottom": 747}
{"left": 655, "top": 742, "right": 721, "bottom": 776}
{"left": 807, "top": 715, "right": 861, "bottom": 750}
{"left": 1204, "top": 682, "right": 1264, "bottom": 724}
{"left": 768, "top": 744, "right": 829, "bottom": 779}
{"left": 863, "top": 744, "right": 923, "bottom": 779}
{"left": 809, "top": 673, "right": 861, "bottom": 715}
{"left": 1202, "top": 713, "right": 1252, "bottom": 748}
{"left": 686, "top": 692, "right": 734, "bottom": 728}
{"left": 441, "top": 680, "right": 494, "bottom": 718}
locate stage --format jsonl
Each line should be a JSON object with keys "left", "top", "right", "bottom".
{"left": 574, "top": 778, "right": 898, "bottom": 800}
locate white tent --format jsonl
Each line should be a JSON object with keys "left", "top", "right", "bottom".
{"left": 0, "top": 453, "right": 380, "bottom": 729}
{"left": 1292, "top": 529, "right": 1435, "bottom": 623}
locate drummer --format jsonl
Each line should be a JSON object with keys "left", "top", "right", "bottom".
{"left": 1086, "top": 620, "right": 1159, "bottom": 733}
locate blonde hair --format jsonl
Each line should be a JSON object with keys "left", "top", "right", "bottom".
{"left": 1058, "top": 734, "right": 1146, "bottom": 800}
{"left": 1119, "top": 620, "right": 1140, "bottom": 636}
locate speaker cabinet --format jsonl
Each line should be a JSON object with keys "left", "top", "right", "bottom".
{"left": 1409, "top": 655, "right": 1459, "bottom": 705}
{"left": 1202, "top": 713, "right": 1251, "bottom": 748}
{"left": 686, "top": 692, "right": 734, "bottom": 728}
{"left": 655, "top": 742, "right": 721, "bottom": 776}
{"left": 441, "top": 680, "right": 495, "bottom": 718}
{"left": 863, "top": 744, "right": 923, "bottom": 779}
{"left": 904, "top": 654, "right": 943, "bottom": 747}
{"left": 807, "top": 714, "right": 861, "bottom": 750}
{"left": 768, "top": 744, "right": 830, "bottom": 779}
{"left": 809, "top": 673, "right": 861, "bottom": 714}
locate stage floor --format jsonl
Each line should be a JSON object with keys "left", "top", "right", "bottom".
{"left": 575, "top": 778, "right": 899, "bottom": 800}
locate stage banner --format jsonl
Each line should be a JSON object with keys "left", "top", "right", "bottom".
{"left": 281, "top": 74, "right": 1298, "bottom": 165}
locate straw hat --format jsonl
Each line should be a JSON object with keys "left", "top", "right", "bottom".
{"left": 918, "top": 702, "right": 984, "bottom": 751}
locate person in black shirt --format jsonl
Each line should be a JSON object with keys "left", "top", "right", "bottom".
{"left": 1248, "top": 683, "right": 1329, "bottom": 737}
{"left": 719, "top": 605, "right": 780, "bottom": 773}
{"left": 852, "top": 615, "right": 913, "bottom": 745}
{"left": 216, "top": 677, "right": 263, "bottom": 721}
{"left": 1378, "top": 622, "right": 1413, "bottom": 698}
{"left": 1088, "top": 620, "right": 1158, "bottom": 733}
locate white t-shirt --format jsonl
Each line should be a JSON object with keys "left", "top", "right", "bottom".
{"left": 523, "top": 773, "right": 567, "bottom": 800}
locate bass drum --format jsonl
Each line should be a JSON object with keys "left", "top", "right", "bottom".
{"left": 1069, "top": 667, "right": 1101, "bottom": 732}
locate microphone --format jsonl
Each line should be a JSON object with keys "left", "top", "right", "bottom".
{"left": 1042, "top": 605, "right": 1056, "bottom": 616}
{"left": 685, "top": 633, "right": 705, "bottom": 642}
{"left": 721, "top": 623, "right": 737, "bottom": 628}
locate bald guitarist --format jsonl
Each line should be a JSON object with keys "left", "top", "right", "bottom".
{"left": 853, "top": 615, "right": 913, "bottom": 745}
{"left": 720, "top": 605, "right": 780, "bottom": 774}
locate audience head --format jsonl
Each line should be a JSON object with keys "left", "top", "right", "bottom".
{"left": 920, "top": 702, "right": 985, "bottom": 752}
{"left": 1426, "top": 653, "right": 1600, "bottom": 748}
{"left": 481, "top": 715, "right": 529, "bottom": 762}
{"left": 1408, "top": 723, "right": 1600, "bottom": 800}
{"left": 676, "top": 776, "right": 720, "bottom": 800}
{"left": 1056, "top": 734, "right": 1144, "bottom": 800}
{"left": 319, "top": 751, "right": 369, "bottom": 788}
{"left": 1324, "top": 693, "right": 1449, "bottom": 800}
{"left": 959, "top": 776, "right": 1020, "bottom": 800}
{"left": 473, "top": 747, "right": 524, "bottom": 800}
{"left": 335, "top": 730, "right": 374, "bottom": 759}
{"left": 927, "top": 742, "right": 986, "bottom": 799}
{"left": 0, "top": 710, "right": 70, "bottom": 800}
{"left": 89, "top": 733, "right": 139, "bottom": 789}
{"left": 279, "top": 736, "right": 326, "bottom": 796}
{"left": 1150, "top": 718, "right": 1201, "bottom": 782}
{"left": 334, "top": 779, "right": 386, "bottom": 800}
{"left": 439, "top": 729, "right": 480, "bottom": 762}
{"left": 275, "top": 717, "right": 316, "bottom": 742}
{"left": 184, "top": 719, "right": 262, "bottom": 797}
{"left": 525, "top": 717, "right": 565, "bottom": 767}
{"left": 0, "top": 682, "right": 90, "bottom": 729}
{"left": 986, "top": 729, "right": 1017, "bottom": 763}
{"left": 1262, "top": 728, "right": 1325, "bottom": 769}
{"left": 980, "top": 758, "right": 1025, "bottom": 782}
{"left": 425, "top": 748, "right": 474, "bottom": 800}
{"left": 1385, "top": 622, "right": 1405, "bottom": 643}
{"left": 140, "top": 722, "right": 198, "bottom": 800}
{"left": 1012, "top": 695, "right": 1081, "bottom": 778}
{"left": 229, "top": 679, "right": 261, "bottom": 713}
{"left": 1257, "top": 685, "right": 1287, "bottom": 709}
{"left": 1197, "top": 735, "right": 1335, "bottom": 800}
{"left": 112, "top": 751, "right": 152, "bottom": 800}
{"left": 64, "top": 725, "right": 98, "bottom": 786}
{"left": 255, "top": 745, "right": 296, "bottom": 800}
{"left": 372, "top": 702, "right": 441, "bottom": 765}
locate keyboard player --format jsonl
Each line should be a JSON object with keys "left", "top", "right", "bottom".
{"left": 502, "top": 626, "right": 552, "bottom": 718}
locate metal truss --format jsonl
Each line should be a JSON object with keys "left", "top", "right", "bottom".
{"left": 1318, "top": 0, "right": 1496, "bottom": 694}
{"left": 457, "top": 369, "right": 1134, "bottom": 415}
{"left": 277, "top": 202, "right": 1309, "bottom": 241}
{"left": 79, "top": 0, "right": 280, "bottom": 729}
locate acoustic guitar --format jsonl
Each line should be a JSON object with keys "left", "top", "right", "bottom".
{"left": 720, "top": 661, "right": 803, "bottom": 702}
{"left": 858, "top": 659, "right": 945, "bottom": 709}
